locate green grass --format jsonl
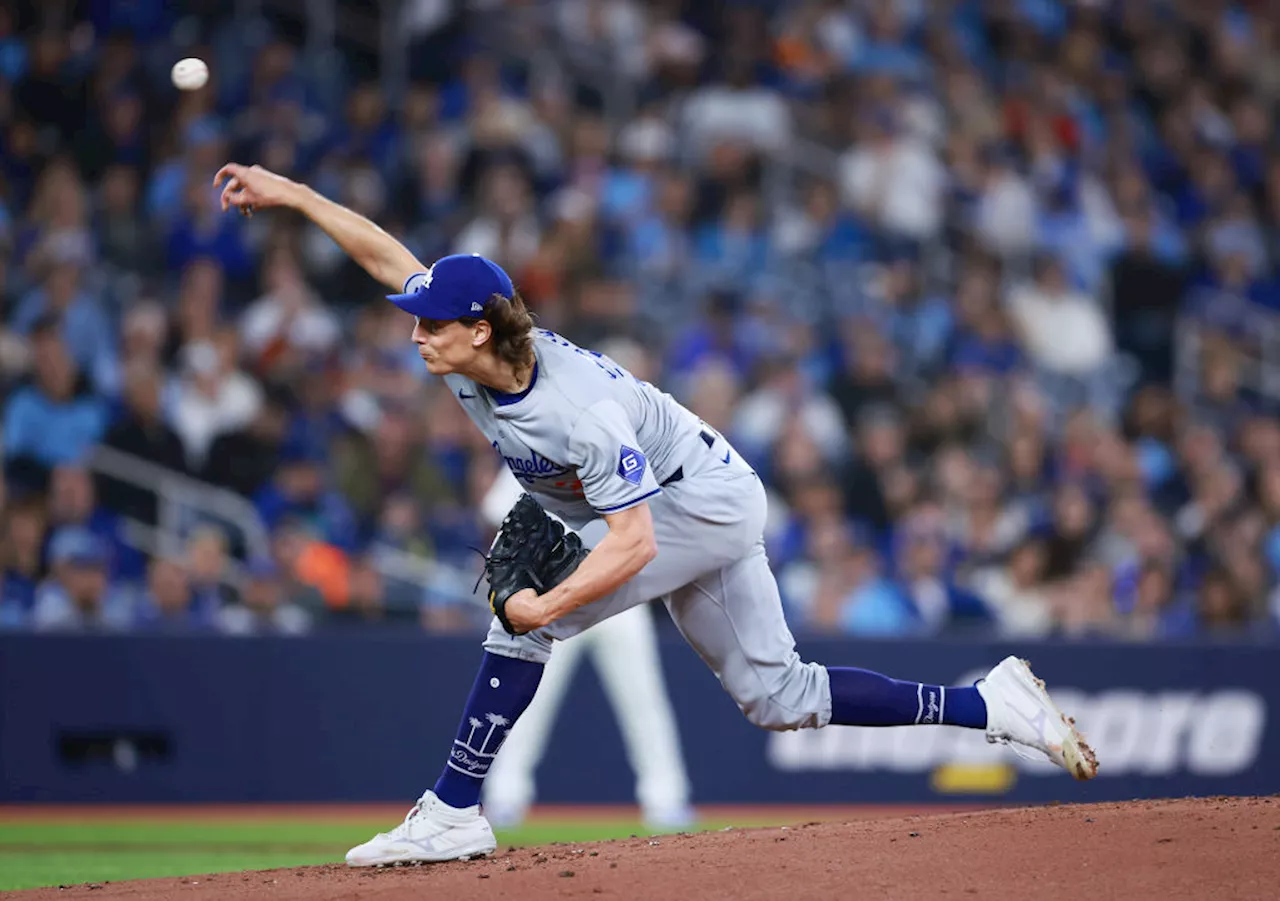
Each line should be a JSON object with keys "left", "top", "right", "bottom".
{"left": 0, "top": 816, "right": 741, "bottom": 891}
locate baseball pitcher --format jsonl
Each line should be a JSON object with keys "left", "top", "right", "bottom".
{"left": 214, "top": 163, "right": 1099, "bottom": 867}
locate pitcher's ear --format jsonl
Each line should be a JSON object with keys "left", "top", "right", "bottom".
{"left": 470, "top": 318, "right": 493, "bottom": 349}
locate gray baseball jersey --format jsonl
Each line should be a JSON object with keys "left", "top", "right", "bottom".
{"left": 436, "top": 326, "right": 707, "bottom": 530}
{"left": 402, "top": 273, "right": 833, "bottom": 732}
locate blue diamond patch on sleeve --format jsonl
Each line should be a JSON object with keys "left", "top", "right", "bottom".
{"left": 617, "top": 446, "right": 647, "bottom": 485}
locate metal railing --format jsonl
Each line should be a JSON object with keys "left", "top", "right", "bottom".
{"left": 87, "top": 444, "right": 444, "bottom": 593}
{"left": 91, "top": 445, "right": 270, "bottom": 558}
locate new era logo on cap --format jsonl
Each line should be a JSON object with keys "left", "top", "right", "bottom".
{"left": 470, "top": 302, "right": 483, "bottom": 312}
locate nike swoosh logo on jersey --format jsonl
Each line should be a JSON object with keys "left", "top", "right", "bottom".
{"left": 721, "top": 450, "right": 730, "bottom": 464}
{"left": 459, "top": 391, "right": 476, "bottom": 400}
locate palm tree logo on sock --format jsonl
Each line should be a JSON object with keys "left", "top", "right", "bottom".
{"left": 482, "top": 713, "right": 511, "bottom": 752}
{"left": 449, "top": 712, "right": 513, "bottom": 778}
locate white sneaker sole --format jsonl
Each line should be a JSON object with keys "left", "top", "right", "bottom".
{"left": 346, "top": 836, "right": 497, "bottom": 867}
{"left": 1008, "top": 657, "right": 1099, "bottom": 781}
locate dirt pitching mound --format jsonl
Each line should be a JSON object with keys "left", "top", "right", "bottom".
{"left": 14, "top": 797, "right": 1279, "bottom": 901}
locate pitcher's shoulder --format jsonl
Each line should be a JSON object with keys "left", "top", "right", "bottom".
{"left": 532, "top": 330, "right": 638, "bottom": 388}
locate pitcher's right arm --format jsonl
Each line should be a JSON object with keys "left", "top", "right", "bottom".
{"left": 213, "top": 162, "right": 424, "bottom": 292}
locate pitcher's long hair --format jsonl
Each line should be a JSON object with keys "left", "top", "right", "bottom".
{"left": 460, "top": 290, "right": 536, "bottom": 377}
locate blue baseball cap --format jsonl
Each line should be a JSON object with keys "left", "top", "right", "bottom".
{"left": 49, "top": 527, "right": 109, "bottom": 568}
{"left": 386, "top": 254, "right": 514, "bottom": 321}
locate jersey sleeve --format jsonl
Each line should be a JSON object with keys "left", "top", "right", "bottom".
{"left": 567, "top": 400, "right": 661, "bottom": 515}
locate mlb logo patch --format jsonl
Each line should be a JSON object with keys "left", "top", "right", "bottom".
{"left": 617, "top": 446, "right": 647, "bottom": 485}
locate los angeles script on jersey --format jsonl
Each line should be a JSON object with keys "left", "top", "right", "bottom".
{"left": 492, "top": 440, "right": 572, "bottom": 483}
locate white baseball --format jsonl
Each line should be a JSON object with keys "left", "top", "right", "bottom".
{"left": 171, "top": 58, "right": 209, "bottom": 91}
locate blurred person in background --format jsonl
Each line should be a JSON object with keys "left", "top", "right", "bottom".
{"left": 731, "top": 354, "right": 847, "bottom": 469}
{"left": 323, "top": 551, "right": 393, "bottom": 626}
{"left": 815, "top": 519, "right": 911, "bottom": 636}
{"left": 767, "top": 472, "right": 845, "bottom": 577}
{"left": 217, "top": 556, "right": 310, "bottom": 636}
{"left": 239, "top": 242, "right": 339, "bottom": 378}
{"left": 1192, "top": 342, "right": 1252, "bottom": 438}
{"left": 254, "top": 444, "right": 359, "bottom": 554}
{"left": 1118, "top": 560, "right": 1190, "bottom": 641}
{"left": 31, "top": 527, "right": 133, "bottom": 633}
{"left": 837, "top": 107, "right": 945, "bottom": 245}
{"left": 839, "top": 404, "right": 906, "bottom": 536}
{"left": 200, "top": 387, "right": 291, "bottom": 498}
{"left": 970, "top": 143, "right": 1039, "bottom": 260}
{"left": 1041, "top": 481, "right": 1101, "bottom": 585}
{"left": 267, "top": 519, "right": 328, "bottom": 613}
{"left": 828, "top": 324, "right": 901, "bottom": 431}
{"left": 866, "top": 249, "right": 953, "bottom": 381}
{"left": 331, "top": 401, "right": 451, "bottom": 528}
{"left": 98, "top": 362, "right": 189, "bottom": 526}
{"left": 453, "top": 162, "right": 541, "bottom": 273}
{"left": 773, "top": 178, "right": 870, "bottom": 264}
{"left": 947, "top": 448, "right": 1030, "bottom": 578}
{"left": 1052, "top": 559, "right": 1119, "bottom": 639}
{"left": 3, "top": 319, "right": 108, "bottom": 490}
{"left": 966, "top": 535, "right": 1055, "bottom": 637}
{"left": 1193, "top": 565, "right": 1256, "bottom": 638}
{"left": 342, "top": 303, "right": 426, "bottom": 411}
{"left": 166, "top": 335, "right": 263, "bottom": 471}
{"left": 118, "top": 300, "right": 169, "bottom": 372}
{"left": 12, "top": 230, "right": 119, "bottom": 395}
{"left": 1107, "top": 204, "right": 1188, "bottom": 386}
{"left": 894, "top": 500, "right": 992, "bottom": 635}
{"left": 94, "top": 162, "right": 154, "bottom": 284}
{"left": 133, "top": 555, "right": 216, "bottom": 632}
{"left": 166, "top": 258, "right": 224, "bottom": 359}
{"left": 185, "top": 524, "right": 237, "bottom": 613}
{"left": 365, "top": 492, "right": 437, "bottom": 616}
{"left": 0, "top": 494, "right": 46, "bottom": 629}
{"left": 45, "top": 461, "right": 143, "bottom": 582}
{"left": 1007, "top": 252, "right": 1115, "bottom": 413}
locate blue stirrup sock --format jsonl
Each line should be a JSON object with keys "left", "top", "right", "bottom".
{"left": 433, "top": 652, "right": 544, "bottom": 809}
{"left": 827, "top": 666, "right": 987, "bottom": 728}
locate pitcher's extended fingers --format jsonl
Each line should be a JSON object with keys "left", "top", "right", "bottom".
{"left": 219, "top": 180, "right": 241, "bottom": 211}
{"left": 212, "top": 163, "right": 243, "bottom": 189}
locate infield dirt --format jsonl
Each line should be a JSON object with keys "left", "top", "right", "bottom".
{"left": 9, "top": 796, "right": 1278, "bottom": 900}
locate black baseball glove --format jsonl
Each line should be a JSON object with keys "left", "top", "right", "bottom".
{"left": 480, "top": 494, "right": 589, "bottom": 635}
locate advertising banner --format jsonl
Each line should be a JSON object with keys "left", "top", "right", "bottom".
{"left": 1, "top": 635, "right": 1274, "bottom": 804}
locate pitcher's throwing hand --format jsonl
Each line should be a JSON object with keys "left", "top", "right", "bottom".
{"left": 213, "top": 163, "right": 299, "bottom": 216}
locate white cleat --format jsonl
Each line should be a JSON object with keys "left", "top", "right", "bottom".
{"left": 479, "top": 800, "right": 527, "bottom": 830}
{"left": 643, "top": 805, "right": 698, "bottom": 833}
{"left": 345, "top": 790, "right": 497, "bottom": 867}
{"left": 976, "top": 656, "right": 1099, "bottom": 781}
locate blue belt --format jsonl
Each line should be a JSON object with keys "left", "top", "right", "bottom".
{"left": 659, "top": 429, "right": 717, "bottom": 487}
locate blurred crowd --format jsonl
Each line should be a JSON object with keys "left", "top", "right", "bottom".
{"left": 2, "top": 0, "right": 1280, "bottom": 641}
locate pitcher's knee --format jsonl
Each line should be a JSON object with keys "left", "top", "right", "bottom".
{"left": 736, "top": 659, "right": 830, "bottom": 731}
{"left": 483, "top": 617, "right": 553, "bottom": 664}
